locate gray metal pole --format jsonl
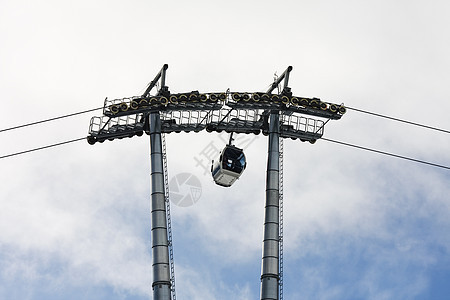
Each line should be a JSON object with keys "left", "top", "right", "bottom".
{"left": 267, "top": 66, "right": 292, "bottom": 94}
{"left": 260, "top": 111, "right": 280, "bottom": 300}
{"left": 149, "top": 112, "right": 172, "bottom": 300}
{"left": 143, "top": 64, "right": 168, "bottom": 97}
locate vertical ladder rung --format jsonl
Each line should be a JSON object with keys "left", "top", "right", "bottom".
{"left": 279, "top": 137, "right": 284, "bottom": 300}
{"left": 162, "top": 133, "right": 177, "bottom": 300}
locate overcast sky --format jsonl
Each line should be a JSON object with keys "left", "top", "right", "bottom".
{"left": 1, "top": 0, "right": 450, "bottom": 299}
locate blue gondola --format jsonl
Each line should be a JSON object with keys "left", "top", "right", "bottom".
{"left": 211, "top": 144, "right": 247, "bottom": 187}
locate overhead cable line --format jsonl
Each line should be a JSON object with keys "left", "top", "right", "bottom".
{"left": 1, "top": 134, "right": 449, "bottom": 172}
{"left": 321, "top": 137, "right": 450, "bottom": 170}
{"left": 0, "top": 107, "right": 103, "bottom": 133}
{"left": 1, "top": 103, "right": 449, "bottom": 137}
{"left": 346, "top": 106, "right": 450, "bottom": 134}
{"left": 0, "top": 137, "right": 86, "bottom": 160}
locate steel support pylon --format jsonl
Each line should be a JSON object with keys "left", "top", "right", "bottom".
{"left": 86, "top": 65, "right": 345, "bottom": 299}
{"left": 260, "top": 111, "right": 280, "bottom": 300}
{"left": 149, "top": 112, "right": 172, "bottom": 300}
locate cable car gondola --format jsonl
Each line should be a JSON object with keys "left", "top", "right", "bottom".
{"left": 211, "top": 144, "right": 247, "bottom": 187}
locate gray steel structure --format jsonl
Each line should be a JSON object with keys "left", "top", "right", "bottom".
{"left": 87, "top": 65, "right": 345, "bottom": 300}
{"left": 146, "top": 66, "right": 175, "bottom": 300}
{"left": 149, "top": 112, "right": 172, "bottom": 299}
{"left": 261, "top": 111, "right": 281, "bottom": 299}
{"left": 261, "top": 67, "right": 291, "bottom": 300}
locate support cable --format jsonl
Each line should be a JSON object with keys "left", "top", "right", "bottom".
{"left": 0, "top": 137, "right": 86, "bottom": 160}
{"left": 1, "top": 135, "right": 450, "bottom": 171}
{"left": 346, "top": 106, "right": 450, "bottom": 134}
{"left": 321, "top": 137, "right": 450, "bottom": 170}
{"left": 1, "top": 105, "right": 449, "bottom": 137}
{"left": 0, "top": 107, "right": 103, "bottom": 133}
{"left": 161, "top": 133, "right": 177, "bottom": 300}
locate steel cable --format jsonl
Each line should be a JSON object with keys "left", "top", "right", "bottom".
{"left": 321, "top": 137, "right": 450, "bottom": 170}
{"left": 346, "top": 106, "right": 450, "bottom": 134}
{"left": 0, "top": 137, "right": 86, "bottom": 159}
{"left": 0, "top": 107, "right": 103, "bottom": 133}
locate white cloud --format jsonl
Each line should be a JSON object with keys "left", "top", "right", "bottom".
{"left": 1, "top": 0, "right": 450, "bottom": 299}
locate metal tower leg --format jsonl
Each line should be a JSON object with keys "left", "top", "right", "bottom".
{"left": 260, "top": 111, "right": 280, "bottom": 300}
{"left": 279, "top": 137, "right": 284, "bottom": 300}
{"left": 149, "top": 112, "right": 172, "bottom": 300}
{"left": 161, "top": 133, "right": 177, "bottom": 300}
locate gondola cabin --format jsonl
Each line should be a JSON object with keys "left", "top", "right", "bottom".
{"left": 211, "top": 145, "right": 247, "bottom": 187}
